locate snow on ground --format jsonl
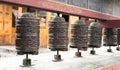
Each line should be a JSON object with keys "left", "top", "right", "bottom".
{"left": 0, "top": 46, "right": 120, "bottom": 70}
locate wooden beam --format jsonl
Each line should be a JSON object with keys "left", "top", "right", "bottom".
{"left": 0, "top": 0, "right": 120, "bottom": 20}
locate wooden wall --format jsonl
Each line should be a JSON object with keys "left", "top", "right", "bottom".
{"left": 0, "top": 4, "right": 86, "bottom": 48}
{"left": 36, "top": 11, "right": 51, "bottom": 48}
{"left": 0, "top": 4, "right": 14, "bottom": 45}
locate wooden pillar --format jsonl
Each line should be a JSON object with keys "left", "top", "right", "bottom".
{"left": 46, "top": 12, "right": 51, "bottom": 47}
{"left": 18, "top": 7, "right": 23, "bottom": 17}
{"left": 69, "top": 15, "right": 79, "bottom": 41}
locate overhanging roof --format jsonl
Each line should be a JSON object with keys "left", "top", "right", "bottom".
{"left": 0, "top": 0, "right": 120, "bottom": 20}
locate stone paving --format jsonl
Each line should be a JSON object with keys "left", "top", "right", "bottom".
{"left": 0, "top": 46, "right": 120, "bottom": 70}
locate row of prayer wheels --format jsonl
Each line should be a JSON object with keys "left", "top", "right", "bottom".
{"left": 15, "top": 13, "right": 120, "bottom": 66}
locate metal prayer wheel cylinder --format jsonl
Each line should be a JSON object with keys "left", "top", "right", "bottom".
{"left": 116, "top": 28, "right": 120, "bottom": 51}
{"left": 104, "top": 28, "right": 117, "bottom": 35}
{"left": 16, "top": 13, "right": 40, "bottom": 55}
{"left": 88, "top": 22, "right": 102, "bottom": 48}
{"left": 49, "top": 16, "right": 68, "bottom": 51}
{"left": 70, "top": 20, "right": 88, "bottom": 50}
{"left": 103, "top": 35, "right": 117, "bottom": 46}
{"left": 103, "top": 28, "right": 117, "bottom": 46}
{"left": 117, "top": 29, "right": 120, "bottom": 45}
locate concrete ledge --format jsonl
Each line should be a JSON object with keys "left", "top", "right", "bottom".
{"left": 96, "top": 61, "right": 120, "bottom": 70}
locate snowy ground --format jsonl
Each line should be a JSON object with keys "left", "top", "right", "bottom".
{"left": 0, "top": 46, "right": 120, "bottom": 70}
